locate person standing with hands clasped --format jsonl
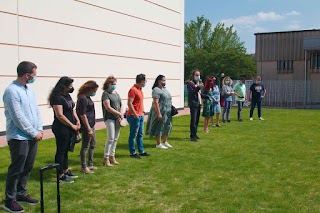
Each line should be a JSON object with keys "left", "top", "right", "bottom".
{"left": 49, "top": 77, "right": 81, "bottom": 183}
{"left": 249, "top": 76, "right": 266, "bottom": 121}
{"left": 187, "top": 69, "right": 209, "bottom": 142}
{"left": 3, "top": 61, "right": 43, "bottom": 213}
{"left": 102, "top": 76, "right": 124, "bottom": 166}
{"left": 221, "top": 76, "right": 234, "bottom": 123}
{"left": 76, "top": 81, "right": 99, "bottom": 174}
{"left": 127, "top": 74, "right": 150, "bottom": 158}
{"left": 233, "top": 77, "right": 247, "bottom": 122}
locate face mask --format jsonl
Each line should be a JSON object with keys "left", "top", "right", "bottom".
{"left": 69, "top": 87, "right": 74, "bottom": 93}
{"left": 162, "top": 82, "right": 166, "bottom": 87}
{"left": 256, "top": 81, "right": 261, "bottom": 84}
{"left": 90, "top": 92, "right": 96, "bottom": 97}
{"left": 225, "top": 80, "right": 230, "bottom": 84}
{"left": 110, "top": 85, "right": 116, "bottom": 91}
{"left": 195, "top": 76, "right": 201, "bottom": 81}
{"left": 142, "top": 82, "right": 146, "bottom": 87}
{"left": 27, "top": 75, "right": 37, "bottom": 84}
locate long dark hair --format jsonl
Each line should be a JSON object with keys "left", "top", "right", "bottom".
{"left": 152, "top": 75, "right": 165, "bottom": 89}
{"left": 48, "top": 76, "right": 74, "bottom": 106}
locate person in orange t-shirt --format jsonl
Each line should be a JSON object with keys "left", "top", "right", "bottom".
{"left": 127, "top": 74, "right": 150, "bottom": 158}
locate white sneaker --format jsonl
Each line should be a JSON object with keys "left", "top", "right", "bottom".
{"left": 156, "top": 143, "right": 168, "bottom": 149}
{"left": 163, "top": 142, "right": 173, "bottom": 148}
{"left": 259, "top": 117, "right": 265, "bottom": 120}
{"left": 250, "top": 117, "right": 253, "bottom": 121}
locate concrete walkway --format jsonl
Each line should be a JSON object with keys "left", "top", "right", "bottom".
{"left": 0, "top": 108, "right": 190, "bottom": 147}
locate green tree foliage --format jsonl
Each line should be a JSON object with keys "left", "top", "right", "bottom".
{"left": 185, "top": 16, "right": 256, "bottom": 81}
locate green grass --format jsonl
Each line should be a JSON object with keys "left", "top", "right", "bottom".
{"left": 1, "top": 108, "right": 320, "bottom": 213}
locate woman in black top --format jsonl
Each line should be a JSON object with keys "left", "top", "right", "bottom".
{"left": 76, "top": 81, "right": 99, "bottom": 174}
{"left": 48, "top": 76, "right": 80, "bottom": 183}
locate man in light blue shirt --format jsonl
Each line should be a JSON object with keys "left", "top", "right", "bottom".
{"left": 3, "top": 61, "right": 43, "bottom": 213}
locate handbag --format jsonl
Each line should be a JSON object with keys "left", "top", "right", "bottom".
{"left": 171, "top": 105, "right": 178, "bottom": 116}
{"left": 68, "top": 131, "right": 82, "bottom": 152}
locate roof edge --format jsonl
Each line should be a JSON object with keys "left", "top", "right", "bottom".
{"left": 254, "top": 29, "right": 320, "bottom": 36}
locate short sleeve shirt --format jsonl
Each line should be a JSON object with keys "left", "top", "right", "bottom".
{"left": 51, "top": 94, "right": 75, "bottom": 126}
{"left": 233, "top": 83, "right": 246, "bottom": 102}
{"left": 127, "top": 84, "right": 144, "bottom": 116}
{"left": 101, "top": 91, "right": 122, "bottom": 121}
{"left": 250, "top": 83, "right": 265, "bottom": 100}
{"left": 76, "top": 95, "right": 96, "bottom": 128}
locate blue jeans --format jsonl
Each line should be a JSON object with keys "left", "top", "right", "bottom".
{"left": 222, "top": 101, "right": 232, "bottom": 121}
{"left": 127, "top": 115, "right": 145, "bottom": 155}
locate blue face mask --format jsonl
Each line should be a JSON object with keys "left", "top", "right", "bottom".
{"left": 90, "top": 92, "right": 96, "bottom": 97}
{"left": 142, "top": 82, "right": 146, "bottom": 87}
{"left": 195, "top": 76, "right": 201, "bottom": 81}
{"left": 110, "top": 85, "right": 117, "bottom": 91}
{"left": 27, "top": 75, "right": 37, "bottom": 84}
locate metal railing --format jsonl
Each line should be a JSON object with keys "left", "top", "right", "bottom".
{"left": 184, "top": 80, "right": 320, "bottom": 109}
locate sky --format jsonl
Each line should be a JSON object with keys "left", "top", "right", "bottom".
{"left": 185, "top": 0, "right": 320, "bottom": 54}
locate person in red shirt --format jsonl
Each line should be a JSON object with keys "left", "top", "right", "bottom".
{"left": 127, "top": 74, "right": 150, "bottom": 158}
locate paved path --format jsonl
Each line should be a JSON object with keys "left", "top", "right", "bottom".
{"left": 0, "top": 108, "right": 190, "bottom": 147}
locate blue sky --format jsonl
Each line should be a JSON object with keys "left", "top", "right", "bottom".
{"left": 185, "top": 0, "right": 320, "bottom": 53}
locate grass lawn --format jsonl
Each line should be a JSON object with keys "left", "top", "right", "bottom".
{"left": 0, "top": 108, "right": 319, "bottom": 213}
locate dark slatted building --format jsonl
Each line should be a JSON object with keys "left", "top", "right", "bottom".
{"left": 255, "top": 29, "right": 320, "bottom": 80}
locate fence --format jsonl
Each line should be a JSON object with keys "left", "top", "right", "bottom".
{"left": 184, "top": 80, "right": 320, "bottom": 109}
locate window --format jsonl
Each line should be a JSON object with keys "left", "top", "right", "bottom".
{"left": 310, "top": 52, "right": 320, "bottom": 72}
{"left": 277, "top": 60, "right": 294, "bottom": 73}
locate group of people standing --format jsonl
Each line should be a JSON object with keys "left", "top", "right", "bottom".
{"left": 187, "top": 69, "right": 266, "bottom": 142}
{"left": 2, "top": 61, "right": 174, "bottom": 212}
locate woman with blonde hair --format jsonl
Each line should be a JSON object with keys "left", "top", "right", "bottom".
{"left": 76, "top": 80, "right": 99, "bottom": 174}
{"left": 101, "top": 76, "right": 124, "bottom": 166}
{"left": 221, "top": 76, "right": 234, "bottom": 123}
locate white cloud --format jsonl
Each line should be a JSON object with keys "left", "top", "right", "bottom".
{"left": 256, "top": 12, "right": 284, "bottom": 21}
{"left": 286, "top": 24, "right": 301, "bottom": 30}
{"left": 286, "top": 10, "right": 301, "bottom": 16}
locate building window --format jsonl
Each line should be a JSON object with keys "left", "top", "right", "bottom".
{"left": 278, "top": 60, "right": 294, "bottom": 73}
{"left": 310, "top": 52, "right": 320, "bottom": 72}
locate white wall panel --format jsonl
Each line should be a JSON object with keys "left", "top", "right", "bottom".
{"left": 87, "top": 0, "right": 181, "bottom": 29}
{"left": 0, "top": 13, "right": 18, "bottom": 44}
{"left": 0, "top": 0, "right": 184, "bottom": 132}
{"left": 18, "top": 0, "right": 180, "bottom": 45}
{"left": 0, "top": 0, "right": 17, "bottom": 13}
{"left": 18, "top": 17, "right": 180, "bottom": 62}
{"left": 149, "top": 0, "right": 181, "bottom": 12}
{"left": 18, "top": 47, "right": 181, "bottom": 79}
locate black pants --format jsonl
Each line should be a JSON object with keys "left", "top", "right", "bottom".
{"left": 53, "top": 126, "right": 71, "bottom": 175}
{"left": 189, "top": 106, "right": 201, "bottom": 138}
{"left": 5, "top": 139, "right": 38, "bottom": 200}
{"left": 250, "top": 99, "right": 262, "bottom": 118}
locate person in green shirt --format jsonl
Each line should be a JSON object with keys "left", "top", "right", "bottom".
{"left": 233, "top": 77, "right": 247, "bottom": 122}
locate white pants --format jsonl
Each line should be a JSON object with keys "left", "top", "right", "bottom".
{"left": 104, "top": 119, "right": 121, "bottom": 157}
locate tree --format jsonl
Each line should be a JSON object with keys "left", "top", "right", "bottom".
{"left": 185, "top": 16, "right": 256, "bottom": 81}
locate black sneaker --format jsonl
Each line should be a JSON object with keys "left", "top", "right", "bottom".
{"left": 65, "top": 170, "right": 78, "bottom": 179}
{"left": 130, "top": 153, "right": 141, "bottom": 159}
{"left": 227, "top": 120, "right": 231, "bottom": 123}
{"left": 238, "top": 119, "right": 243, "bottom": 122}
{"left": 139, "top": 152, "right": 151, "bottom": 157}
{"left": 16, "top": 195, "right": 39, "bottom": 205}
{"left": 3, "top": 199, "right": 24, "bottom": 213}
{"left": 190, "top": 137, "right": 198, "bottom": 142}
{"left": 59, "top": 175, "right": 74, "bottom": 183}
{"left": 195, "top": 136, "right": 200, "bottom": 139}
